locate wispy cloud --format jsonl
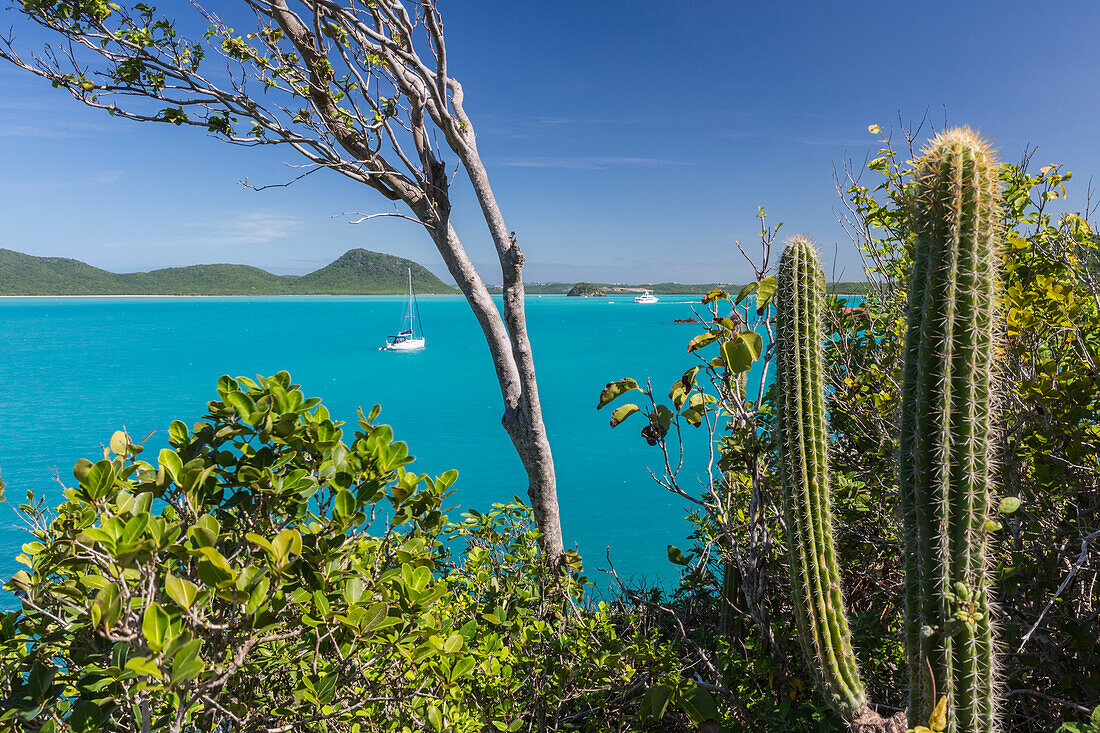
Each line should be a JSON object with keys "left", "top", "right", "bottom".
{"left": 0, "top": 169, "right": 124, "bottom": 190}
{"left": 720, "top": 130, "right": 870, "bottom": 148}
{"left": 0, "top": 97, "right": 114, "bottom": 138}
{"left": 186, "top": 212, "right": 303, "bottom": 245}
{"left": 482, "top": 114, "right": 643, "bottom": 140}
{"left": 0, "top": 85, "right": 116, "bottom": 138}
{"left": 492, "top": 155, "right": 690, "bottom": 170}
{"left": 0, "top": 120, "right": 114, "bottom": 139}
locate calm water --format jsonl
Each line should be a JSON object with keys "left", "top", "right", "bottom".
{"left": 0, "top": 294, "right": 768, "bottom": 596}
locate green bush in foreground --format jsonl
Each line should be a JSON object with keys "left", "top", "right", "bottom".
{"left": 0, "top": 373, "right": 662, "bottom": 732}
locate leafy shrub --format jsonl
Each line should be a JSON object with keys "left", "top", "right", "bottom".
{"left": 0, "top": 373, "right": 650, "bottom": 732}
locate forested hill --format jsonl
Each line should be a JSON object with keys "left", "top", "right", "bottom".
{"left": 0, "top": 248, "right": 456, "bottom": 295}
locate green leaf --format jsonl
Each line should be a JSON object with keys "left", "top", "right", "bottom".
{"left": 652, "top": 405, "right": 673, "bottom": 434}
{"left": 73, "top": 458, "right": 94, "bottom": 484}
{"left": 701, "top": 287, "right": 728, "bottom": 304}
{"left": 272, "top": 528, "right": 302, "bottom": 561}
{"left": 647, "top": 684, "right": 674, "bottom": 719}
{"left": 246, "top": 532, "right": 276, "bottom": 556}
{"left": 681, "top": 406, "right": 704, "bottom": 426}
{"left": 443, "top": 632, "right": 464, "bottom": 654}
{"left": 735, "top": 281, "right": 758, "bottom": 304}
{"left": 158, "top": 449, "right": 183, "bottom": 483}
{"left": 169, "top": 639, "right": 204, "bottom": 686}
{"left": 680, "top": 366, "right": 701, "bottom": 389}
{"left": 224, "top": 390, "right": 255, "bottom": 419}
{"left": 92, "top": 582, "right": 122, "bottom": 631}
{"left": 738, "top": 330, "right": 763, "bottom": 359}
{"left": 929, "top": 695, "right": 948, "bottom": 732}
{"left": 609, "top": 403, "right": 641, "bottom": 428}
{"left": 999, "top": 496, "right": 1022, "bottom": 514}
{"left": 427, "top": 706, "right": 443, "bottom": 732}
{"left": 667, "top": 545, "right": 691, "bottom": 566}
{"left": 407, "top": 565, "right": 432, "bottom": 592}
{"left": 165, "top": 572, "right": 199, "bottom": 610}
{"left": 334, "top": 489, "right": 354, "bottom": 519}
{"left": 669, "top": 381, "right": 688, "bottom": 409}
{"left": 85, "top": 460, "right": 117, "bottom": 499}
{"left": 360, "top": 602, "right": 388, "bottom": 633}
{"left": 756, "top": 275, "right": 778, "bottom": 313}
{"left": 109, "top": 430, "right": 130, "bottom": 456}
{"left": 679, "top": 686, "right": 720, "bottom": 725}
{"left": 142, "top": 602, "right": 172, "bottom": 652}
{"left": 687, "top": 331, "right": 717, "bottom": 352}
{"left": 168, "top": 420, "right": 189, "bottom": 446}
{"left": 124, "top": 656, "right": 163, "bottom": 679}
{"left": 197, "top": 547, "right": 235, "bottom": 587}
{"left": 450, "top": 656, "right": 476, "bottom": 680}
{"left": 564, "top": 549, "right": 583, "bottom": 572}
{"left": 120, "top": 513, "right": 150, "bottom": 543}
{"left": 597, "top": 378, "right": 640, "bottom": 409}
{"left": 722, "top": 338, "right": 755, "bottom": 373}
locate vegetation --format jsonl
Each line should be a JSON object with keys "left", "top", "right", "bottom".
{"left": 0, "top": 374, "right": 663, "bottom": 732}
{"left": 566, "top": 283, "right": 607, "bottom": 297}
{"left": 0, "top": 1, "right": 1092, "bottom": 732}
{"left": 598, "top": 129, "right": 1098, "bottom": 732}
{"left": 770, "top": 130, "right": 1002, "bottom": 733}
{"left": 0, "top": 249, "right": 454, "bottom": 296}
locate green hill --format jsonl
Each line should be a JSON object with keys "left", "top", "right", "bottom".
{"left": 0, "top": 250, "right": 122, "bottom": 295}
{"left": 566, "top": 282, "right": 606, "bottom": 297}
{"left": 0, "top": 248, "right": 455, "bottom": 295}
{"left": 292, "top": 249, "right": 446, "bottom": 295}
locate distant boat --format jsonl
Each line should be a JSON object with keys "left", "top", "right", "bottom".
{"left": 380, "top": 269, "right": 426, "bottom": 351}
{"left": 634, "top": 290, "right": 658, "bottom": 304}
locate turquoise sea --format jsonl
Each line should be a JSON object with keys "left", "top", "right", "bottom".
{"left": 0, "top": 294, "right": 768, "bottom": 597}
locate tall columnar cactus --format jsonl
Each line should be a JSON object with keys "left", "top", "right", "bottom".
{"left": 776, "top": 235, "right": 869, "bottom": 722}
{"left": 775, "top": 128, "right": 1000, "bottom": 733}
{"left": 898, "top": 127, "right": 1000, "bottom": 732}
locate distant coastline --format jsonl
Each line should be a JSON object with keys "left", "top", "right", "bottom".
{"left": 1, "top": 248, "right": 871, "bottom": 297}
{"left": 499, "top": 281, "right": 872, "bottom": 296}
{"left": 0, "top": 248, "right": 457, "bottom": 296}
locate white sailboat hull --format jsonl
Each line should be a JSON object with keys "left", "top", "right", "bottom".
{"left": 380, "top": 337, "right": 425, "bottom": 352}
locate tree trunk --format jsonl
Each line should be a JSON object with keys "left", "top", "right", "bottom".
{"left": 423, "top": 217, "right": 564, "bottom": 562}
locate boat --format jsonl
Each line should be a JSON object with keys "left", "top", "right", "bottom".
{"left": 380, "top": 269, "right": 426, "bottom": 351}
{"left": 634, "top": 290, "right": 659, "bottom": 304}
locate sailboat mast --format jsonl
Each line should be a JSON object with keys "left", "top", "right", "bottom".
{"left": 406, "top": 268, "right": 416, "bottom": 335}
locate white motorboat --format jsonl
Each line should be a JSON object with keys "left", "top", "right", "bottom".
{"left": 634, "top": 290, "right": 659, "bottom": 304}
{"left": 380, "top": 269, "right": 426, "bottom": 351}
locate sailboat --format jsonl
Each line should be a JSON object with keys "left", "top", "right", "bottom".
{"left": 380, "top": 268, "right": 426, "bottom": 351}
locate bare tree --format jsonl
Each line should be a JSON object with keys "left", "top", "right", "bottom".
{"left": 0, "top": 0, "right": 565, "bottom": 560}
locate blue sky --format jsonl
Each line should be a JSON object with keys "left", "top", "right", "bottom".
{"left": 2, "top": 0, "right": 1098, "bottom": 284}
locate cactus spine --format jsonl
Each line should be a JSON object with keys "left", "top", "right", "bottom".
{"left": 776, "top": 235, "right": 868, "bottom": 721}
{"left": 899, "top": 128, "right": 999, "bottom": 732}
